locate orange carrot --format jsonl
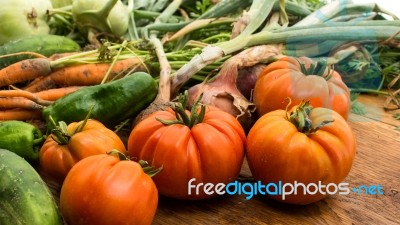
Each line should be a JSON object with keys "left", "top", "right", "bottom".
{"left": 20, "top": 57, "right": 145, "bottom": 91}
{"left": 24, "top": 76, "right": 58, "bottom": 92}
{"left": 0, "top": 98, "right": 44, "bottom": 110}
{"left": 0, "top": 90, "right": 53, "bottom": 106}
{"left": 35, "top": 86, "right": 84, "bottom": 101}
{"left": 0, "top": 58, "right": 52, "bottom": 87}
{"left": 0, "top": 51, "right": 46, "bottom": 59}
{"left": 0, "top": 109, "right": 42, "bottom": 121}
{"left": 49, "top": 57, "right": 143, "bottom": 87}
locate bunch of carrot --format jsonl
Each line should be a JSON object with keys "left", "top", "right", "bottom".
{"left": 0, "top": 42, "right": 150, "bottom": 121}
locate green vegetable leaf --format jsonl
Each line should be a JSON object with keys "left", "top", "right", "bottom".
{"left": 351, "top": 100, "right": 367, "bottom": 115}
{"left": 185, "top": 0, "right": 214, "bottom": 18}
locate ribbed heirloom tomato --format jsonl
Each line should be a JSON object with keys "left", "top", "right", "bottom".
{"left": 39, "top": 119, "right": 126, "bottom": 182}
{"left": 246, "top": 101, "right": 356, "bottom": 205}
{"left": 127, "top": 93, "right": 246, "bottom": 199}
{"left": 253, "top": 56, "right": 351, "bottom": 120}
{"left": 60, "top": 153, "right": 159, "bottom": 225}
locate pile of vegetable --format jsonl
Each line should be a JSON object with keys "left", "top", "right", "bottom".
{"left": 0, "top": 0, "right": 399, "bottom": 224}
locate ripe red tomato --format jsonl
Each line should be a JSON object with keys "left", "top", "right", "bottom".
{"left": 39, "top": 119, "right": 126, "bottom": 182}
{"left": 60, "top": 153, "right": 158, "bottom": 225}
{"left": 128, "top": 102, "right": 246, "bottom": 200}
{"left": 253, "top": 56, "right": 351, "bottom": 119}
{"left": 246, "top": 101, "right": 356, "bottom": 204}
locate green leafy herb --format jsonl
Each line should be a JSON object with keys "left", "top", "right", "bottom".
{"left": 351, "top": 100, "right": 367, "bottom": 115}
{"left": 183, "top": 0, "right": 214, "bottom": 18}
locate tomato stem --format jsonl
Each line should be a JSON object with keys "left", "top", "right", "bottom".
{"left": 298, "top": 58, "right": 333, "bottom": 80}
{"left": 139, "top": 160, "right": 163, "bottom": 178}
{"left": 49, "top": 105, "right": 96, "bottom": 145}
{"left": 107, "top": 150, "right": 162, "bottom": 177}
{"left": 286, "top": 100, "right": 333, "bottom": 134}
{"left": 156, "top": 91, "right": 206, "bottom": 128}
{"left": 72, "top": 104, "right": 96, "bottom": 134}
{"left": 108, "top": 149, "right": 129, "bottom": 160}
{"left": 49, "top": 116, "right": 70, "bottom": 145}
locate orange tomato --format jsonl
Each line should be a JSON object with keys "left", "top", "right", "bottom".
{"left": 253, "top": 56, "right": 351, "bottom": 119}
{"left": 60, "top": 153, "right": 158, "bottom": 225}
{"left": 39, "top": 119, "right": 126, "bottom": 182}
{"left": 246, "top": 101, "right": 356, "bottom": 204}
{"left": 128, "top": 105, "right": 246, "bottom": 200}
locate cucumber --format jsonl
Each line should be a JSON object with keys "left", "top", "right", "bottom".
{"left": 0, "top": 149, "right": 63, "bottom": 225}
{"left": 42, "top": 71, "right": 158, "bottom": 128}
{"left": 0, "top": 34, "right": 81, "bottom": 69}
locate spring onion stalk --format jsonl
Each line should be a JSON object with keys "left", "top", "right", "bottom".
{"left": 294, "top": 0, "right": 398, "bottom": 27}
{"left": 166, "top": 18, "right": 236, "bottom": 42}
{"left": 247, "top": 25, "right": 400, "bottom": 47}
{"left": 133, "top": 10, "right": 182, "bottom": 22}
{"left": 293, "top": 0, "right": 353, "bottom": 27}
{"left": 142, "top": 0, "right": 252, "bottom": 38}
{"left": 171, "top": 0, "right": 280, "bottom": 92}
{"left": 333, "top": 3, "right": 399, "bottom": 20}
{"left": 272, "top": 20, "right": 400, "bottom": 33}
{"left": 272, "top": 1, "right": 312, "bottom": 17}
{"left": 283, "top": 40, "right": 345, "bottom": 58}
{"left": 197, "top": 0, "right": 252, "bottom": 19}
{"left": 125, "top": 0, "right": 140, "bottom": 40}
{"left": 148, "top": 0, "right": 183, "bottom": 104}
{"left": 327, "top": 12, "right": 378, "bottom": 22}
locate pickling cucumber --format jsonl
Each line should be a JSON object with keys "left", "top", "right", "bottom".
{"left": 0, "top": 149, "right": 63, "bottom": 225}
{"left": 42, "top": 71, "right": 158, "bottom": 128}
{"left": 0, "top": 34, "right": 81, "bottom": 69}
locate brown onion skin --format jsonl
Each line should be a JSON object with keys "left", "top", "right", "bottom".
{"left": 236, "top": 64, "right": 266, "bottom": 100}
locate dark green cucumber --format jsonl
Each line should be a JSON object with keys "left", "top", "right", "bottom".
{"left": 0, "top": 149, "right": 63, "bottom": 225}
{"left": 0, "top": 34, "right": 81, "bottom": 69}
{"left": 42, "top": 71, "right": 158, "bottom": 128}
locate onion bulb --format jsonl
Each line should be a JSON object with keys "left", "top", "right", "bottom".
{"left": 0, "top": 0, "right": 52, "bottom": 45}
{"left": 72, "top": 0, "right": 129, "bottom": 37}
{"left": 187, "top": 45, "right": 284, "bottom": 130}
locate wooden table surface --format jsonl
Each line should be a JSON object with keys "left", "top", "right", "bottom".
{"left": 152, "top": 94, "right": 400, "bottom": 225}
{"left": 42, "top": 94, "right": 400, "bottom": 225}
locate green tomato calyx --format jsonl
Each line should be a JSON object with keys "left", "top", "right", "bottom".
{"left": 285, "top": 99, "right": 333, "bottom": 135}
{"left": 156, "top": 90, "right": 206, "bottom": 129}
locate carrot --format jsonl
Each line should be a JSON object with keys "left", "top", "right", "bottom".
{"left": 0, "top": 98, "right": 44, "bottom": 110}
{"left": 21, "top": 57, "right": 145, "bottom": 91}
{"left": 0, "top": 58, "right": 52, "bottom": 87}
{"left": 48, "top": 57, "right": 143, "bottom": 87}
{"left": 24, "top": 76, "right": 58, "bottom": 92}
{"left": 0, "top": 86, "right": 82, "bottom": 108}
{"left": 35, "top": 86, "right": 84, "bottom": 101}
{"left": 0, "top": 89, "right": 53, "bottom": 106}
{"left": 0, "top": 109, "right": 42, "bottom": 121}
{"left": 0, "top": 51, "right": 47, "bottom": 59}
